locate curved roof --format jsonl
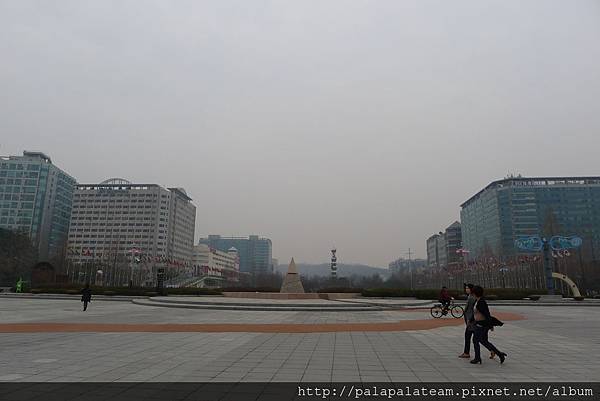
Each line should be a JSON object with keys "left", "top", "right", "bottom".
{"left": 100, "top": 178, "right": 131, "bottom": 185}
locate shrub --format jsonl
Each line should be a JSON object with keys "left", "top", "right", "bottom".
{"left": 361, "top": 288, "right": 548, "bottom": 300}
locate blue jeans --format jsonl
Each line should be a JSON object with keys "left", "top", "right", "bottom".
{"left": 473, "top": 324, "right": 501, "bottom": 360}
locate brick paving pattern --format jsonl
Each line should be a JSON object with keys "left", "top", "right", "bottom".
{"left": 0, "top": 298, "right": 597, "bottom": 382}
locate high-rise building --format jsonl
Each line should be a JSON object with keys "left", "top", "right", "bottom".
{"left": 197, "top": 235, "right": 273, "bottom": 274}
{"left": 426, "top": 221, "right": 462, "bottom": 268}
{"left": 436, "top": 233, "right": 448, "bottom": 268}
{"left": 445, "top": 221, "right": 462, "bottom": 262}
{"left": 426, "top": 234, "right": 441, "bottom": 268}
{"left": 460, "top": 176, "right": 600, "bottom": 260}
{"left": 0, "top": 151, "right": 76, "bottom": 260}
{"left": 67, "top": 179, "right": 196, "bottom": 273}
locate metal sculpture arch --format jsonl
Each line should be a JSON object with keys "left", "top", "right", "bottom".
{"left": 551, "top": 272, "right": 582, "bottom": 298}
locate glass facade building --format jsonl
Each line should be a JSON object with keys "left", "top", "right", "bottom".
{"left": 198, "top": 235, "right": 273, "bottom": 274}
{"left": 0, "top": 151, "right": 77, "bottom": 260}
{"left": 460, "top": 177, "right": 600, "bottom": 260}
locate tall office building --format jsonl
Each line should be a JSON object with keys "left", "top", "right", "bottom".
{"left": 426, "top": 234, "right": 441, "bottom": 268}
{"left": 445, "top": 221, "right": 462, "bottom": 261}
{"left": 197, "top": 235, "right": 273, "bottom": 274}
{"left": 426, "top": 221, "right": 462, "bottom": 268}
{"left": 67, "top": 179, "right": 196, "bottom": 269}
{"left": 461, "top": 176, "right": 600, "bottom": 260}
{"left": 0, "top": 151, "right": 76, "bottom": 260}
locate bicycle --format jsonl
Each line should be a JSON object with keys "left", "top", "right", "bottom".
{"left": 430, "top": 299, "right": 464, "bottom": 319}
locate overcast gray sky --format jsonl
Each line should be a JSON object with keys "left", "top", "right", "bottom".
{"left": 1, "top": 1, "right": 599, "bottom": 266}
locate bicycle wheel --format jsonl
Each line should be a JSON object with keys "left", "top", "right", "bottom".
{"left": 451, "top": 305, "right": 464, "bottom": 319}
{"left": 430, "top": 305, "right": 443, "bottom": 318}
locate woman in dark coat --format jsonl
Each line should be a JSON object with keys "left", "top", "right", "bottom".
{"left": 469, "top": 286, "right": 507, "bottom": 364}
{"left": 81, "top": 283, "right": 92, "bottom": 311}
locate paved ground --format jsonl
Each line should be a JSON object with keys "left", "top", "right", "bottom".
{"left": 0, "top": 298, "right": 598, "bottom": 382}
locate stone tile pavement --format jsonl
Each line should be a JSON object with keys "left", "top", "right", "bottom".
{"left": 0, "top": 298, "right": 598, "bottom": 382}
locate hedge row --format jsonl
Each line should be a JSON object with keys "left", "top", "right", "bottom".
{"left": 361, "top": 288, "right": 549, "bottom": 300}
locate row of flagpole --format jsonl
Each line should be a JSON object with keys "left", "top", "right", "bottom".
{"left": 64, "top": 247, "right": 240, "bottom": 287}
{"left": 408, "top": 247, "right": 588, "bottom": 292}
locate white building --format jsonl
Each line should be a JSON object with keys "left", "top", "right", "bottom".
{"left": 191, "top": 244, "right": 239, "bottom": 287}
{"left": 66, "top": 178, "right": 196, "bottom": 286}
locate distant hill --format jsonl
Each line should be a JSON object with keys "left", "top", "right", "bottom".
{"left": 276, "top": 262, "right": 391, "bottom": 279}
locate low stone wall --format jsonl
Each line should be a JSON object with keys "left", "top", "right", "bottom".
{"left": 223, "top": 292, "right": 320, "bottom": 299}
{"left": 320, "top": 293, "right": 360, "bottom": 300}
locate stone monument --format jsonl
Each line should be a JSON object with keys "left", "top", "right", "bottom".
{"left": 280, "top": 258, "right": 305, "bottom": 293}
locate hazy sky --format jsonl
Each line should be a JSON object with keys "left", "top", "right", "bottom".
{"left": 1, "top": 1, "right": 599, "bottom": 266}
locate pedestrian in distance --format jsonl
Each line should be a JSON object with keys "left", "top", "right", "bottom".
{"left": 459, "top": 283, "right": 476, "bottom": 359}
{"left": 81, "top": 283, "right": 92, "bottom": 311}
{"left": 469, "top": 285, "right": 507, "bottom": 365}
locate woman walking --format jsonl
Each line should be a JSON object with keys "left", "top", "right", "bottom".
{"left": 470, "top": 285, "right": 507, "bottom": 365}
{"left": 459, "top": 283, "right": 475, "bottom": 359}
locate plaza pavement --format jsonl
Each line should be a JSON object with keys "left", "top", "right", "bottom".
{"left": 0, "top": 298, "right": 598, "bottom": 383}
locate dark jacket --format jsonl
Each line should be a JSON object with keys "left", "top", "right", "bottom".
{"left": 81, "top": 288, "right": 92, "bottom": 302}
{"left": 471, "top": 297, "right": 503, "bottom": 327}
{"left": 439, "top": 288, "right": 451, "bottom": 301}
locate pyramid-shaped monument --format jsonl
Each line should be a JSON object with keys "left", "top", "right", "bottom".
{"left": 280, "top": 258, "right": 305, "bottom": 293}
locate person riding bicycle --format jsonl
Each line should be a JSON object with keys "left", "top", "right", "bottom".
{"left": 439, "top": 286, "right": 452, "bottom": 311}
